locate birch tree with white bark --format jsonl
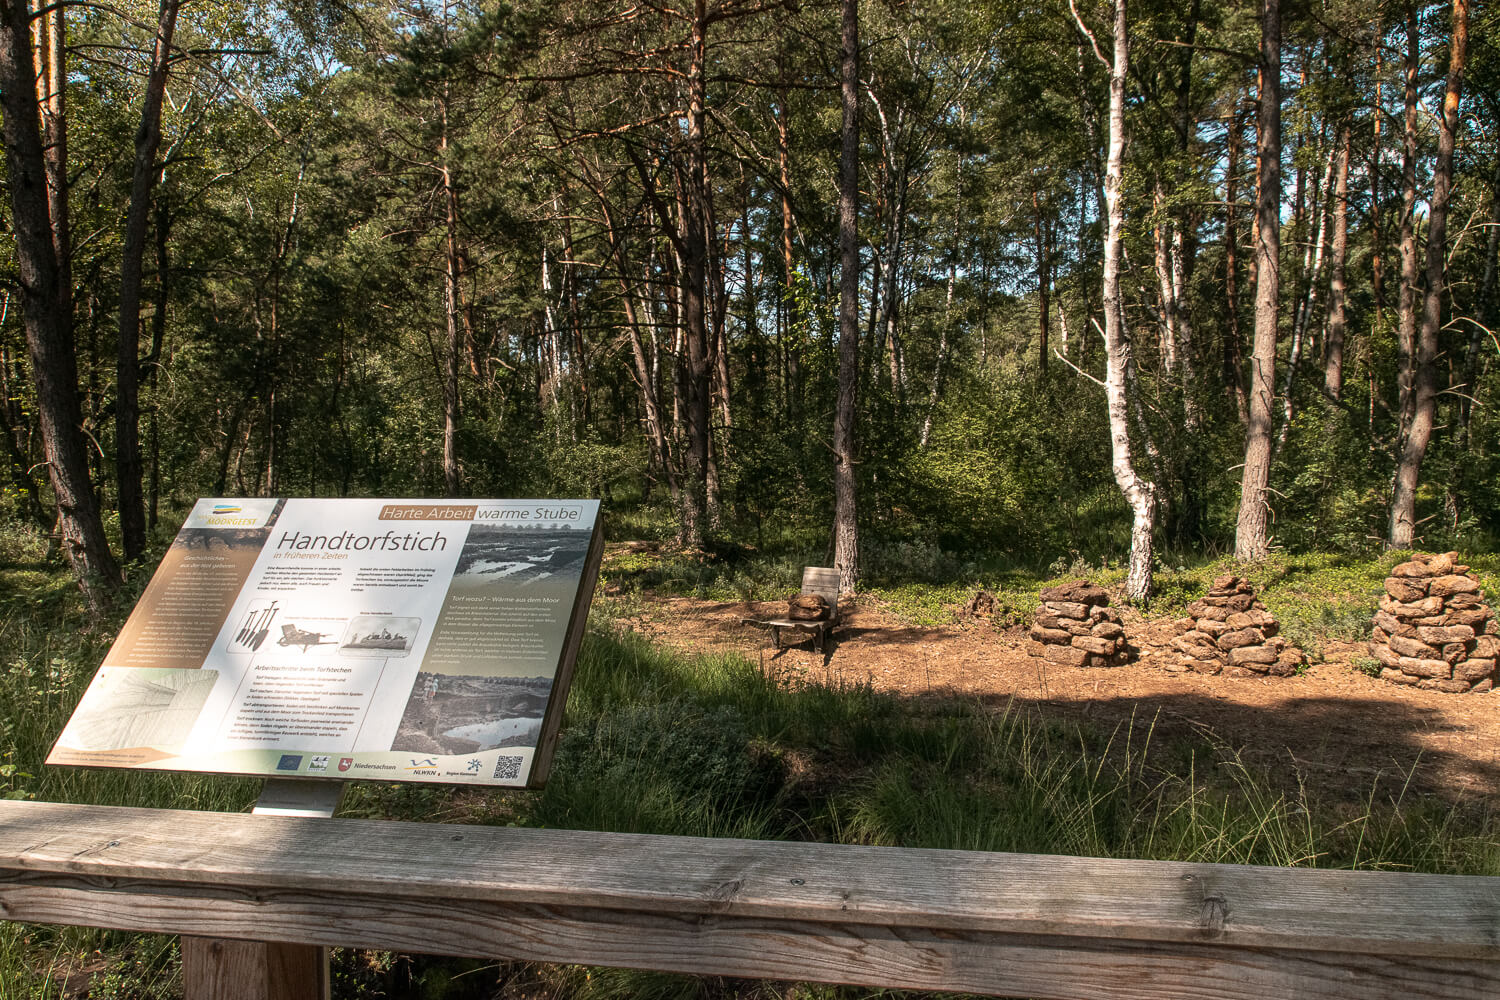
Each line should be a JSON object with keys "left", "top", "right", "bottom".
{"left": 1073, "top": 0, "right": 1157, "bottom": 603}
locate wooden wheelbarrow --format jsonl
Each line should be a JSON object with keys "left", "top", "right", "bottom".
{"left": 742, "top": 566, "right": 841, "bottom": 654}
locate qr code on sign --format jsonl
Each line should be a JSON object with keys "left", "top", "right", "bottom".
{"left": 492, "top": 755, "right": 523, "bottom": 780}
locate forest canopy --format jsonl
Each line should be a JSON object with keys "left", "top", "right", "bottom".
{"left": 1, "top": 0, "right": 1497, "bottom": 608}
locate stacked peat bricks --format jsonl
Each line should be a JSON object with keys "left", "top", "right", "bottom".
{"left": 1170, "top": 574, "right": 1304, "bottom": 677}
{"left": 1027, "top": 581, "right": 1134, "bottom": 667}
{"left": 1370, "top": 552, "right": 1497, "bottom": 694}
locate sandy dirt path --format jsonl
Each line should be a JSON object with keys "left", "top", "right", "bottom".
{"left": 618, "top": 594, "right": 1500, "bottom": 803}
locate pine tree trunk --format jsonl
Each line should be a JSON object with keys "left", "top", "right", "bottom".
{"left": 1390, "top": 0, "right": 1468, "bottom": 547}
{"left": 0, "top": 3, "right": 121, "bottom": 610}
{"left": 1224, "top": 103, "right": 1249, "bottom": 425}
{"left": 440, "top": 91, "right": 461, "bottom": 498}
{"left": 1035, "top": 188, "right": 1050, "bottom": 378}
{"left": 1235, "top": 0, "right": 1280, "bottom": 562}
{"left": 1395, "top": 9, "right": 1420, "bottom": 430}
{"left": 885, "top": 208, "right": 906, "bottom": 399}
{"left": 1153, "top": 185, "right": 1179, "bottom": 374}
{"left": 116, "top": 0, "right": 179, "bottom": 561}
{"left": 776, "top": 86, "right": 800, "bottom": 424}
{"left": 676, "top": 0, "right": 711, "bottom": 548}
{"left": 1170, "top": 223, "right": 1200, "bottom": 430}
{"left": 1324, "top": 121, "right": 1350, "bottom": 402}
{"left": 1370, "top": 40, "right": 1386, "bottom": 318}
{"left": 832, "top": 0, "right": 860, "bottom": 597}
{"left": 39, "top": 1, "right": 66, "bottom": 297}
{"left": 147, "top": 197, "right": 170, "bottom": 530}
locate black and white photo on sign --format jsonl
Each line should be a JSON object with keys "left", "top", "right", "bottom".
{"left": 452, "top": 523, "right": 592, "bottom": 587}
{"left": 340, "top": 615, "right": 421, "bottom": 656}
{"left": 389, "top": 670, "right": 551, "bottom": 755}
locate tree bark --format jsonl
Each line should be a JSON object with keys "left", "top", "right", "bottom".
{"left": 1035, "top": 187, "right": 1051, "bottom": 378}
{"left": 147, "top": 197, "right": 170, "bottom": 530}
{"left": 776, "top": 86, "right": 800, "bottom": 424}
{"left": 1235, "top": 0, "right": 1280, "bottom": 562}
{"left": 116, "top": 0, "right": 180, "bottom": 561}
{"left": 832, "top": 0, "right": 860, "bottom": 596}
{"left": 441, "top": 88, "right": 462, "bottom": 497}
{"left": 1369, "top": 40, "right": 1386, "bottom": 318}
{"left": 1395, "top": 7, "right": 1420, "bottom": 429}
{"left": 1389, "top": 0, "right": 1468, "bottom": 547}
{"left": 1224, "top": 103, "right": 1249, "bottom": 425}
{"left": 1153, "top": 185, "right": 1179, "bottom": 375}
{"left": 1324, "top": 121, "right": 1350, "bottom": 402}
{"left": 882, "top": 174, "right": 908, "bottom": 400}
{"left": 1106, "top": 0, "right": 1154, "bottom": 602}
{"left": 676, "top": 0, "right": 711, "bottom": 548}
{"left": 39, "top": 0, "right": 66, "bottom": 296}
{"left": 0, "top": 0, "right": 121, "bottom": 609}
{"left": 1170, "top": 222, "right": 1200, "bottom": 430}
{"left": 1077, "top": 0, "right": 1156, "bottom": 602}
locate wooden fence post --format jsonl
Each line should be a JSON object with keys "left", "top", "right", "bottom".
{"left": 181, "top": 937, "right": 327, "bottom": 1000}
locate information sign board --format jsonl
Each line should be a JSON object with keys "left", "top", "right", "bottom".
{"left": 48, "top": 498, "right": 603, "bottom": 788}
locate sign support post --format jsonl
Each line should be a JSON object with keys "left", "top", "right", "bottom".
{"left": 180, "top": 936, "right": 327, "bottom": 1000}
{"left": 178, "top": 779, "right": 341, "bottom": 1000}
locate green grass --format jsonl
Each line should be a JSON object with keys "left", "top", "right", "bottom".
{"left": 5, "top": 531, "right": 1500, "bottom": 996}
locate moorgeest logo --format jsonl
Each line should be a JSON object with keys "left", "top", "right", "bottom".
{"left": 211, "top": 504, "right": 242, "bottom": 515}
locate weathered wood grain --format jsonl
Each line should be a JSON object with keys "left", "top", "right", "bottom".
{"left": 181, "top": 937, "right": 326, "bottom": 1000}
{"left": 0, "top": 800, "right": 1497, "bottom": 1000}
{"left": 5, "top": 877, "right": 1499, "bottom": 999}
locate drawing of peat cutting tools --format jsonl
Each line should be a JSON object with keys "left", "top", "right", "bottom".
{"left": 235, "top": 608, "right": 258, "bottom": 644}
{"left": 248, "top": 601, "right": 278, "bottom": 651}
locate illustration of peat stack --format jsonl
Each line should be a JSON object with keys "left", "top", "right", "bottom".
{"left": 1027, "top": 581, "right": 1134, "bottom": 668}
{"left": 1370, "top": 552, "right": 1497, "bottom": 693}
{"left": 1170, "top": 574, "right": 1304, "bottom": 676}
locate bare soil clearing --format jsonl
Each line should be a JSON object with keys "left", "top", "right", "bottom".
{"left": 621, "top": 593, "right": 1500, "bottom": 803}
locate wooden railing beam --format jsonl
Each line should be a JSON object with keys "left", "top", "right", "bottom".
{"left": 0, "top": 800, "right": 1496, "bottom": 1000}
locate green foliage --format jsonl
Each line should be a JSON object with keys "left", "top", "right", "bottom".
{"left": 0, "top": 928, "right": 179, "bottom": 1000}
{"left": 532, "top": 700, "right": 786, "bottom": 837}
